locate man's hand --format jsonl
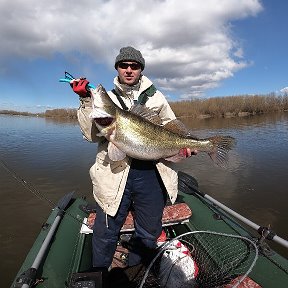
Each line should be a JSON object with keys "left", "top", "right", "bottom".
{"left": 70, "top": 78, "right": 91, "bottom": 97}
{"left": 165, "top": 148, "right": 197, "bottom": 163}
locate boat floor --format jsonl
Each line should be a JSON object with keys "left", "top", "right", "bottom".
{"left": 71, "top": 246, "right": 262, "bottom": 288}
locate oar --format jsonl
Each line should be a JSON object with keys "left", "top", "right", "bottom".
{"left": 15, "top": 191, "right": 74, "bottom": 288}
{"left": 178, "top": 171, "right": 288, "bottom": 249}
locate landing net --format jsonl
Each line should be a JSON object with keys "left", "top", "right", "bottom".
{"left": 139, "top": 231, "right": 258, "bottom": 288}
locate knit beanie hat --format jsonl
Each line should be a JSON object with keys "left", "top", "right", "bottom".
{"left": 115, "top": 46, "right": 145, "bottom": 70}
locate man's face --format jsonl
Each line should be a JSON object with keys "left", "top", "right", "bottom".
{"left": 117, "top": 62, "right": 142, "bottom": 85}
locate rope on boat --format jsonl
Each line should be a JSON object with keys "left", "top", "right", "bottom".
{"left": 139, "top": 231, "right": 259, "bottom": 288}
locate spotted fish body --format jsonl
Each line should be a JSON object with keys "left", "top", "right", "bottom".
{"left": 90, "top": 85, "right": 235, "bottom": 166}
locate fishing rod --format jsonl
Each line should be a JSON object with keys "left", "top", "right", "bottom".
{"left": 1, "top": 159, "right": 92, "bottom": 287}
{"left": 178, "top": 171, "right": 288, "bottom": 249}
{"left": 0, "top": 159, "right": 86, "bottom": 227}
{"left": 1, "top": 159, "right": 56, "bottom": 208}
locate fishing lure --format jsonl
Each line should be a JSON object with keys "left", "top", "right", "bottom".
{"left": 59, "top": 71, "right": 96, "bottom": 89}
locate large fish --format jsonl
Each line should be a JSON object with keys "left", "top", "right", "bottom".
{"left": 90, "top": 84, "right": 235, "bottom": 166}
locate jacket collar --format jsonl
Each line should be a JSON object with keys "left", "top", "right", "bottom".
{"left": 113, "top": 75, "right": 153, "bottom": 98}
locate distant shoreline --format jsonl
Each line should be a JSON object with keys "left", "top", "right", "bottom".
{"left": 1, "top": 93, "right": 287, "bottom": 119}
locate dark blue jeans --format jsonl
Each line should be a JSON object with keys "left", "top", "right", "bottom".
{"left": 92, "top": 160, "right": 167, "bottom": 268}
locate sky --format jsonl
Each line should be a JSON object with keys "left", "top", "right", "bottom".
{"left": 0, "top": 0, "right": 288, "bottom": 113}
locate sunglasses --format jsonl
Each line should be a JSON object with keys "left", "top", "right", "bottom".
{"left": 118, "top": 62, "right": 141, "bottom": 70}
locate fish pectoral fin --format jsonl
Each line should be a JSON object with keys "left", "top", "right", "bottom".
{"left": 108, "top": 142, "right": 126, "bottom": 161}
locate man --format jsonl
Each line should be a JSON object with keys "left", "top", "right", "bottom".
{"left": 71, "top": 46, "right": 194, "bottom": 273}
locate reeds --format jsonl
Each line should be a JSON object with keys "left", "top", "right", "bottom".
{"left": 169, "top": 93, "right": 288, "bottom": 118}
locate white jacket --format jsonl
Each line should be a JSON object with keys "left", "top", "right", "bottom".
{"left": 77, "top": 75, "right": 179, "bottom": 216}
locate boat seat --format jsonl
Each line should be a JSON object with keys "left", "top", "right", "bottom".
{"left": 80, "top": 202, "right": 192, "bottom": 234}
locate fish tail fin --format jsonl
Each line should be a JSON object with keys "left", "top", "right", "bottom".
{"left": 208, "top": 136, "right": 236, "bottom": 167}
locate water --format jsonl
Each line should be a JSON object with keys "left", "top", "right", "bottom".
{"left": 1, "top": 113, "right": 288, "bottom": 286}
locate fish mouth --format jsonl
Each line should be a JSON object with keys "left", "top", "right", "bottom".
{"left": 94, "top": 117, "right": 114, "bottom": 127}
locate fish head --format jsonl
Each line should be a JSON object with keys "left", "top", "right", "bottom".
{"left": 90, "top": 84, "right": 117, "bottom": 138}
{"left": 93, "top": 84, "right": 117, "bottom": 116}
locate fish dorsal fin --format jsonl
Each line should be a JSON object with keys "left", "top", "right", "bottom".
{"left": 163, "top": 119, "right": 199, "bottom": 139}
{"left": 130, "top": 104, "right": 162, "bottom": 126}
{"left": 108, "top": 142, "right": 126, "bottom": 161}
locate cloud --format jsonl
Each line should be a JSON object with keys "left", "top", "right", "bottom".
{"left": 0, "top": 0, "right": 263, "bottom": 97}
{"left": 280, "top": 87, "right": 288, "bottom": 94}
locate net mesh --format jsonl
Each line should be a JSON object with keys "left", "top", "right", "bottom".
{"left": 139, "top": 231, "right": 258, "bottom": 288}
